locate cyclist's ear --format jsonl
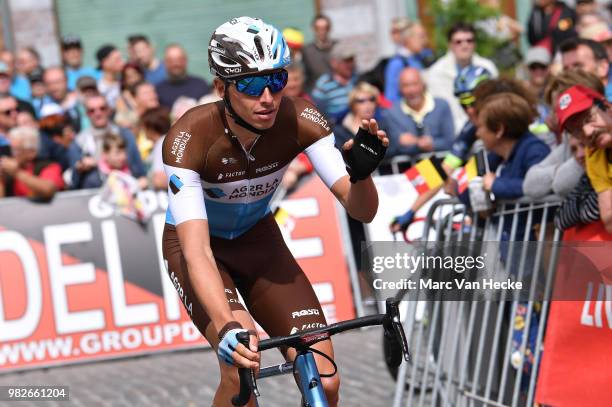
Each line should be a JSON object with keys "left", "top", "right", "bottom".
{"left": 213, "top": 77, "right": 226, "bottom": 98}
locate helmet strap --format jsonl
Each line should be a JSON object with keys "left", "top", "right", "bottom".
{"left": 222, "top": 80, "right": 263, "bottom": 135}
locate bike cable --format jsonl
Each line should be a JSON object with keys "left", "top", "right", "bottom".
{"left": 295, "top": 347, "right": 338, "bottom": 378}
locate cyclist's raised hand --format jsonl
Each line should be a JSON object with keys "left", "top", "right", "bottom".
{"left": 341, "top": 118, "right": 389, "bottom": 183}
{"left": 217, "top": 322, "right": 260, "bottom": 369}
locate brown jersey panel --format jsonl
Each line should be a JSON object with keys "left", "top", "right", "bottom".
{"left": 162, "top": 103, "right": 221, "bottom": 173}
{"left": 291, "top": 96, "right": 333, "bottom": 149}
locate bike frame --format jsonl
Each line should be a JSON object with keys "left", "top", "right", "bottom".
{"left": 256, "top": 350, "right": 328, "bottom": 407}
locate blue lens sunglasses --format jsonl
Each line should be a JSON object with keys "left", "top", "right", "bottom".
{"left": 228, "top": 69, "right": 289, "bottom": 97}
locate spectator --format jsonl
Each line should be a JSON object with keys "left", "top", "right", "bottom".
{"left": 115, "top": 62, "right": 145, "bottom": 129}
{"left": 390, "top": 17, "right": 412, "bottom": 52}
{"left": 311, "top": 41, "right": 357, "bottom": 124}
{"left": 476, "top": 93, "right": 550, "bottom": 203}
{"left": 68, "top": 94, "right": 145, "bottom": 189}
{"left": 524, "top": 47, "right": 552, "bottom": 108}
{"left": 96, "top": 44, "right": 124, "bottom": 109}
{"left": 578, "top": 22, "right": 612, "bottom": 71}
{"left": 555, "top": 85, "right": 612, "bottom": 233}
{"left": 73, "top": 76, "right": 99, "bottom": 132}
{"left": 0, "top": 95, "right": 18, "bottom": 138}
{"left": 90, "top": 133, "right": 147, "bottom": 189}
{"left": 444, "top": 65, "right": 493, "bottom": 168}
{"left": 38, "top": 112, "right": 75, "bottom": 151}
{"left": 156, "top": 44, "right": 210, "bottom": 109}
{"left": 140, "top": 106, "right": 170, "bottom": 190}
{"left": 575, "top": 0, "right": 598, "bottom": 17}
{"left": 384, "top": 21, "right": 428, "bottom": 103}
{"left": 391, "top": 68, "right": 493, "bottom": 234}
{"left": 60, "top": 34, "right": 100, "bottom": 91}
{"left": 41, "top": 67, "right": 80, "bottom": 131}
{"left": 170, "top": 96, "right": 197, "bottom": 124}
{"left": 555, "top": 84, "right": 611, "bottom": 233}
{"left": 575, "top": 11, "right": 606, "bottom": 36}
{"left": 383, "top": 67, "right": 454, "bottom": 157}
{"left": 128, "top": 34, "right": 167, "bottom": 85}
{"left": 0, "top": 57, "right": 31, "bottom": 102}
{"left": 559, "top": 38, "right": 611, "bottom": 100}
{"left": 0, "top": 126, "right": 64, "bottom": 199}
{"left": 284, "top": 62, "right": 310, "bottom": 100}
{"left": 16, "top": 47, "right": 42, "bottom": 80}
{"left": 424, "top": 23, "right": 498, "bottom": 132}
{"left": 523, "top": 47, "right": 554, "bottom": 142}
{"left": 302, "top": 14, "right": 336, "bottom": 92}
{"left": 524, "top": 70, "right": 603, "bottom": 199}
{"left": 131, "top": 81, "right": 160, "bottom": 161}
{"left": 29, "top": 67, "right": 45, "bottom": 116}
{"left": 16, "top": 110, "right": 37, "bottom": 129}
{"left": 334, "top": 82, "right": 382, "bottom": 151}
{"left": 527, "top": 0, "right": 577, "bottom": 55}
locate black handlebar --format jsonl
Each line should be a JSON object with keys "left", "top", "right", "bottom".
{"left": 230, "top": 298, "right": 410, "bottom": 405}
{"left": 231, "top": 331, "right": 259, "bottom": 406}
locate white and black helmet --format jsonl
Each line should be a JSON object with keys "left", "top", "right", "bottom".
{"left": 208, "top": 16, "right": 291, "bottom": 79}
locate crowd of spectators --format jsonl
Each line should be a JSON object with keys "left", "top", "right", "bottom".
{"left": 0, "top": 1, "right": 610, "bottom": 239}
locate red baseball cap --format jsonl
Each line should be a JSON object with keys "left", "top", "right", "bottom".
{"left": 556, "top": 85, "right": 605, "bottom": 130}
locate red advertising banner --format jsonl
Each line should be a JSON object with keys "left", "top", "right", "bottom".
{"left": 0, "top": 179, "right": 354, "bottom": 371}
{"left": 535, "top": 222, "right": 612, "bottom": 407}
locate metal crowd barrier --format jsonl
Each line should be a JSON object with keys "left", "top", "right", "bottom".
{"left": 375, "top": 152, "right": 448, "bottom": 176}
{"left": 391, "top": 195, "right": 564, "bottom": 407}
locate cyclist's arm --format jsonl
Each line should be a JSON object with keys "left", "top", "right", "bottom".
{"left": 297, "top": 99, "right": 381, "bottom": 222}
{"left": 162, "top": 115, "right": 236, "bottom": 334}
{"left": 175, "top": 219, "right": 235, "bottom": 333}
{"left": 300, "top": 132, "right": 376, "bottom": 221}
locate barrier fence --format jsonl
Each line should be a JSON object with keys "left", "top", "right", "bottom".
{"left": 387, "top": 196, "right": 565, "bottom": 407}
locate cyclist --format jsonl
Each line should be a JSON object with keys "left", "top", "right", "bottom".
{"left": 390, "top": 65, "right": 491, "bottom": 233}
{"left": 161, "top": 17, "right": 388, "bottom": 407}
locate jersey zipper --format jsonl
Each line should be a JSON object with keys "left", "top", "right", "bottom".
{"left": 226, "top": 128, "right": 261, "bottom": 235}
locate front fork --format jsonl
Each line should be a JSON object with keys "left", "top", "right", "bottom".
{"left": 293, "top": 351, "right": 329, "bottom": 407}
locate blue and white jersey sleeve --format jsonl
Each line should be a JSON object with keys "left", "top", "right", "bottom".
{"left": 164, "top": 164, "right": 207, "bottom": 225}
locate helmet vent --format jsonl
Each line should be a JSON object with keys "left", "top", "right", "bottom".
{"left": 219, "top": 55, "right": 236, "bottom": 65}
{"left": 254, "top": 36, "right": 265, "bottom": 61}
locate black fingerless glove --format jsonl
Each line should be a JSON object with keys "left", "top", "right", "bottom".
{"left": 342, "top": 127, "right": 387, "bottom": 183}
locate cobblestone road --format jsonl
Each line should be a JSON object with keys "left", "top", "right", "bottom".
{"left": 0, "top": 327, "right": 399, "bottom": 407}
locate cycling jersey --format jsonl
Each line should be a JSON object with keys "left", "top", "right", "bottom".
{"left": 162, "top": 97, "right": 347, "bottom": 239}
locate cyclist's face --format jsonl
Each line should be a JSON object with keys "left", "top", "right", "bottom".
{"left": 225, "top": 81, "right": 283, "bottom": 130}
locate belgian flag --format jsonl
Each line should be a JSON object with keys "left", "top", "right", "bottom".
{"left": 404, "top": 156, "right": 448, "bottom": 194}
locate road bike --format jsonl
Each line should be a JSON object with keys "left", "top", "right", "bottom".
{"left": 231, "top": 298, "right": 410, "bottom": 407}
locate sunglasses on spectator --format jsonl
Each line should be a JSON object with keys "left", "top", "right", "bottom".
{"left": 0, "top": 108, "right": 17, "bottom": 116}
{"left": 453, "top": 38, "right": 475, "bottom": 45}
{"left": 457, "top": 93, "right": 476, "bottom": 109}
{"left": 528, "top": 63, "right": 548, "bottom": 71}
{"left": 87, "top": 106, "right": 108, "bottom": 114}
{"left": 355, "top": 96, "right": 377, "bottom": 104}
{"left": 227, "top": 69, "right": 288, "bottom": 97}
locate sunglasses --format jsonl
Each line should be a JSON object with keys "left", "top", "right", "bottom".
{"left": 453, "top": 38, "right": 475, "bottom": 45}
{"left": 87, "top": 106, "right": 108, "bottom": 114}
{"left": 228, "top": 70, "right": 289, "bottom": 97}
{"left": 0, "top": 108, "right": 17, "bottom": 116}
{"left": 354, "top": 96, "right": 377, "bottom": 104}
{"left": 528, "top": 63, "right": 548, "bottom": 71}
{"left": 457, "top": 93, "right": 476, "bottom": 108}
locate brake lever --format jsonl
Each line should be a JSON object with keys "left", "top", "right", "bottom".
{"left": 385, "top": 298, "right": 410, "bottom": 362}
{"left": 231, "top": 331, "right": 260, "bottom": 406}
